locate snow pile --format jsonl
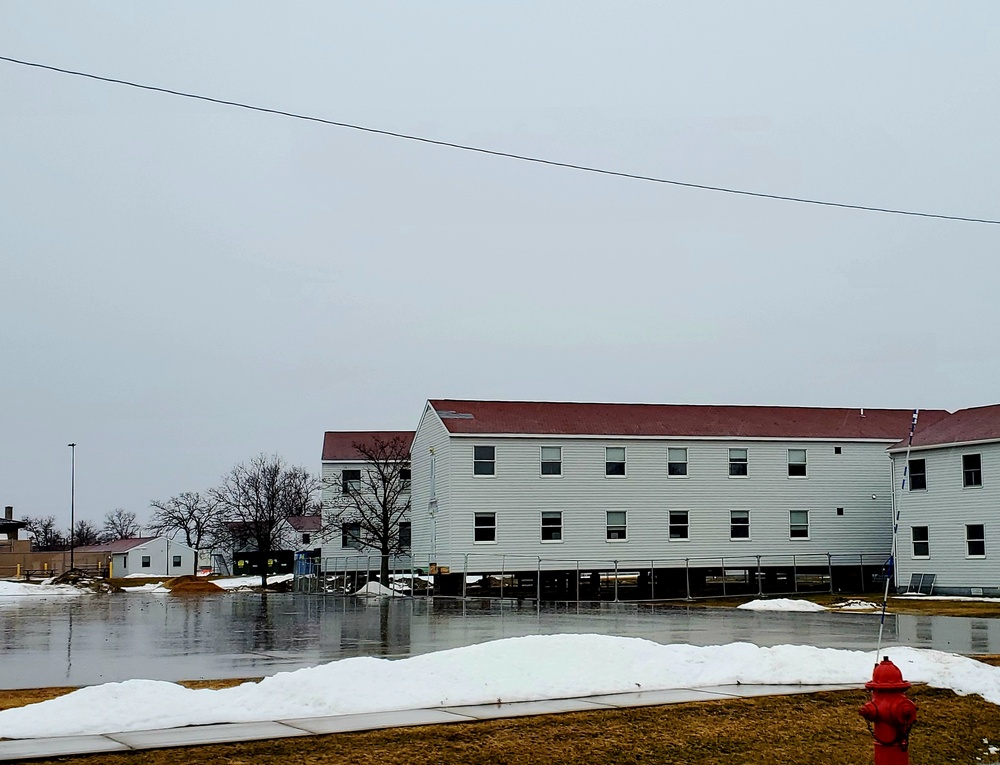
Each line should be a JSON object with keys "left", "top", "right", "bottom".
{"left": 353, "top": 581, "right": 395, "bottom": 597}
{"left": 211, "top": 574, "right": 294, "bottom": 590}
{"left": 2, "top": 634, "right": 999, "bottom": 739}
{"left": 737, "top": 598, "right": 827, "bottom": 612}
{"left": 0, "top": 581, "right": 87, "bottom": 598}
{"left": 120, "top": 583, "right": 168, "bottom": 593}
{"left": 832, "top": 600, "right": 881, "bottom": 611}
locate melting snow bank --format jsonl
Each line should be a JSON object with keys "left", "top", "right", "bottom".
{"left": 737, "top": 598, "right": 827, "bottom": 612}
{"left": 210, "top": 574, "right": 294, "bottom": 590}
{"left": 0, "top": 581, "right": 87, "bottom": 598}
{"left": 2, "top": 635, "right": 999, "bottom": 739}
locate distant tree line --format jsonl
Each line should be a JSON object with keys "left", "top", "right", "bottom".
{"left": 22, "top": 447, "right": 417, "bottom": 590}
{"left": 22, "top": 508, "right": 142, "bottom": 550}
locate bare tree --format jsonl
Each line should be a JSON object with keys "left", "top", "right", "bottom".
{"left": 213, "top": 454, "right": 320, "bottom": 589}
{"left": 22, "top": 516, "right": 67, "bottom": 550}
{"left": 71, "top": 519, "right": 101, "bottom": 547}
{"left": 101, "top": 508, "right": 141, "bottom": 542}
{"left": 324, "top": 434, "right": 411, "bottom": 588}
{"left": 149, "top": 491, "right": 222, "bottom": 550}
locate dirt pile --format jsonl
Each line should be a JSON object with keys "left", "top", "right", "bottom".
{"left": 162, "top": 576, "right": 223, "bottom": 595}
{"left": 50, "top": 569, "right": 117, "bottom": 593}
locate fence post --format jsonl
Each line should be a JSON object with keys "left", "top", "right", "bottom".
{"left": 793, "top": 555, "right": 798, "bottom": 593}
{"left": 650, "top": 559, "right": 655, "bottom": 600}
{"left": 685, "top": 558, "right": 692, "bottom": 601}
{"left": 721, "top": 556, "right": 727, "bottom": 598}
{"left": 829, "top": 553, "right": 835, "bottom": 594}
{"left": 756, "top": 555, "right": 763, "bottom": 596}
{"left": 463, "top": 553, "right": 468, "bottom": 599}
{"left": 536, "top": 557, "right": 542, "bottom": 603}
{"left": 575, "top": 559, "right": 580, "bottom": 602}
{"left": 500, "top": 555, "right": 505, "bottom": 602}
{"left": 613, "top": 560, "right": 619, "bottom": 602}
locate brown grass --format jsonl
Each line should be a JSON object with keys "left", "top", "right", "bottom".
{"left": 652, "top": 592, "right": 1000, "bottom": 619}
{"left": 8, "top": 685, "right": 1000, "bottom": 765}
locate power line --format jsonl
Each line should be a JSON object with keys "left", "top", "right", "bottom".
{"left": 2, "top": 53, "right": 998, "bottom": 226}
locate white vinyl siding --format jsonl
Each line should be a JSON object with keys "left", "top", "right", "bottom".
{"left": 423, "top": 436, "right": 896, "bottom": 569}
{"left": 892, "top": 443, "right": 1000, "bottom": 593}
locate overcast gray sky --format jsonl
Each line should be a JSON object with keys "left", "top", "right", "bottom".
{"left": 2, "top": 2, "right": 998, "bottom": 528}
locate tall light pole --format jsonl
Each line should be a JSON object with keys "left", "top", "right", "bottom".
{"left": 68, "top": 443, "right": 76, "bottom": 570}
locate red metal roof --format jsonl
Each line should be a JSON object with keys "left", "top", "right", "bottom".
{"left": 428, "top": 400, "right": 950, "bottom": 441}
{"left": 73, "top": 537, "right": 160, "bottom": 554}
{"left": 889, "top": 404, "right": 1000, "bottom": 451}
{"left": 285, "top": 515, "right": 323, "bottom": 533}
{"left": 321, "top": 431, "right": 415, "bottom": 461}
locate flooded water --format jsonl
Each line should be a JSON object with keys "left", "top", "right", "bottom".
{"left": 2, "top": 593, "right": 998, "bottom": 689}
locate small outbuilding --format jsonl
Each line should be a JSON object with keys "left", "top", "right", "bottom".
{"left": 74, "top": 537, "right": 197, "bottom": 578}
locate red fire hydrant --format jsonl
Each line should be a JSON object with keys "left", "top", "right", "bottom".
{"left": 859, "top": 656, "right": 918, "bottom": 765}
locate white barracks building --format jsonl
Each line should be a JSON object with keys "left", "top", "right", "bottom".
{"left": 407, "top": 399, "right": 948, "bottom": 599}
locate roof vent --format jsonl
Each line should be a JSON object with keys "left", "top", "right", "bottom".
{"left": 860, "top": 408, "right": 866, "bottom": 418}
{"left": 438, "top": 410, "right": 474, "bottom": 419}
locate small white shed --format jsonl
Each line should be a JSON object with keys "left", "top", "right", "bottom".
{"left": 75, "top": 537, "right": 198, "bottom": 578}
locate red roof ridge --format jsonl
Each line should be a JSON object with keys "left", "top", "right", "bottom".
{"left": 427, "top": 399, "right": 950, "bottom": 441}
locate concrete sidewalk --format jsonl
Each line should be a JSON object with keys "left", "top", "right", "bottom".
{"left": 0, "top": 683, "right": 862, "bottom": 762}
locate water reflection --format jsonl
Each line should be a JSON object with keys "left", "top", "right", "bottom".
{"left": 1, "top": 594, "right": 999, "bottom": 689}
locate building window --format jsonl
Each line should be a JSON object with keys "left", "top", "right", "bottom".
{"left": 172, "top": 555, "right": 182, "bottom": 568}
{"left": 141, "top": 555, "right": 151, "bottom": 568}
{"left": 911, "top": 526, "right": 929, "bottom": 557}
{"left": 342, "top": 522, "right": 363, "bottom": 550}
{"left": 667, "top": 448, "right": 688, "bottom": 477}
{"left": 908, "top": 459, "right": 927, "bottom": 491}
{"left": 834, "top": 446, "right": 842, "bottom": 455}
{"left": 342, "top": 469, "right": 361, "bottom": 493}
{"left": 836, "top": 507, "right": 844, "bottom": 516}
{"left": 789, "top": 510, "right": 809, "bottom": 539}
{"left": 541, "top": 511, "right": 562, "bottom": 542}
{"left": 730, "top": 510, "right": 750, "bottom": 539}
{"left": 963, "top": 454, "right": 983, "bottom": 487}
{"left": 729, "top": 448, "right": 748, "bottom": 477}
{"left": 967, "top": 524, "right": 986, "bottom": 557}
{"left": 400, "top": 468, "right": 411, "bottom": 490}
{"left": 398, "top": 521, "right": 411, "bottom": 549}
{"left": 302, "top": 533, "right": 311, "bottom": 545}
{"left": 605, "top": 447, "right": 626, "bottom": 477}
{"left": 787, "top": 449, "right": 808, "bottom": 478}
{"left": 668, "top": 510, "right": 689, "bottom": 540}
{"left": 474, "top": 446, "right": 496, "bottom": 476}
{"left": 474, "top": 512, "right": 496, "bottom": 543}
{"left": 606, "top": 510, "right": 627, "bottom": 541}
{"left": 540, "top": 446, "right": 562, "bottom": 476}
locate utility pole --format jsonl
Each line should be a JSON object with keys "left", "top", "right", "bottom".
{"left": 68, "top": 443, "right": 76, "bottom": 570}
